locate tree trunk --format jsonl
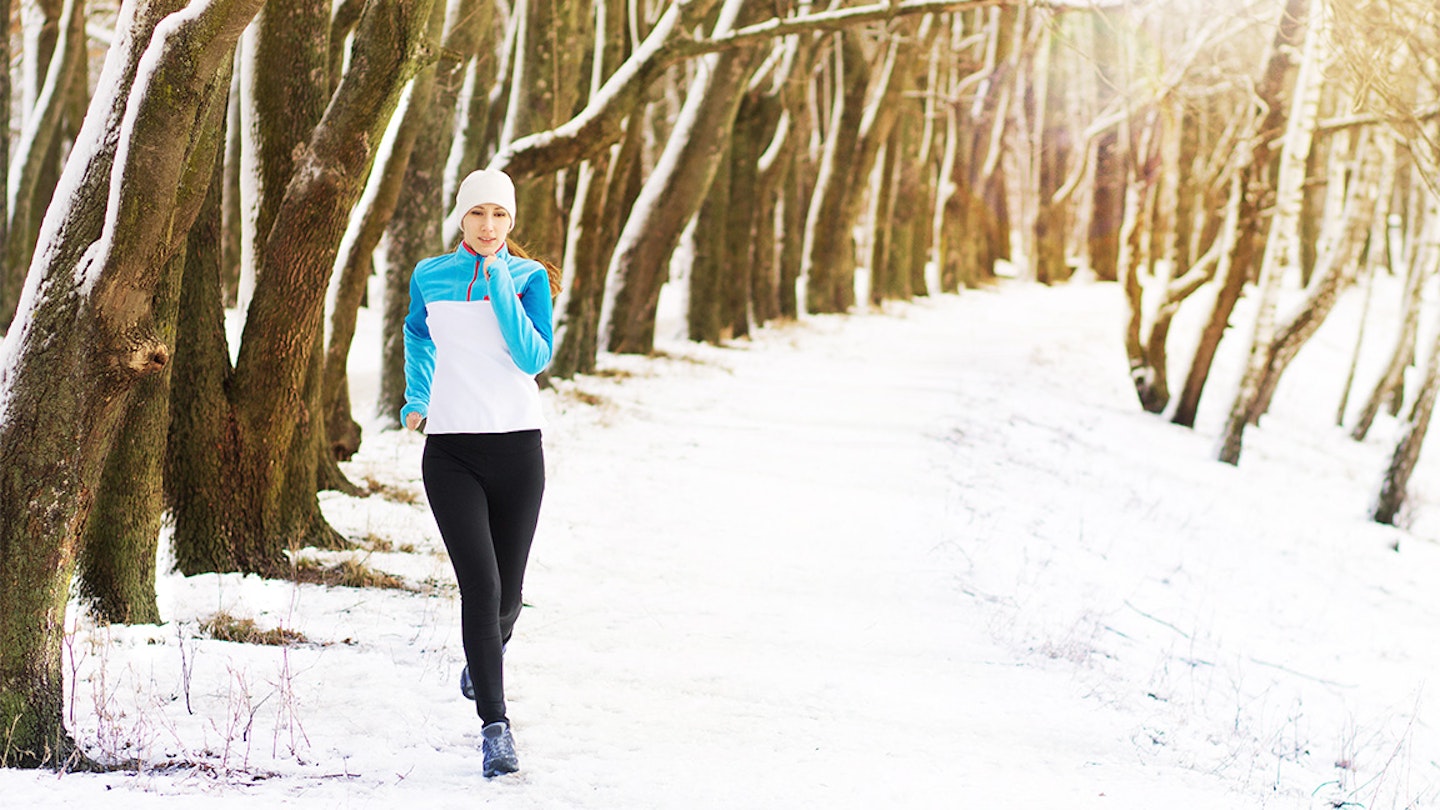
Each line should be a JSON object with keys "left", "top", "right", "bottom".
{"left": 75, "top": 240, "right": 186, "bottom": 626}
{"left": 1215, "top": 0, "right": 1324, "bottom": 465}
{"left": 749, "top": 92, "right": 792, "bottom": 325}
{"left": 1371, "top": 296, "right": 1440, "bottom": 528}
{"left": 940, "top": 7, "right": 1015, "bottom": 291}
{"left": 801, "top": 32, "right": 869, "bottom": 314}
{"left": 379, "top": 0, "right": 496, "bottom": 423}
{"left": 167, "top": 130, "right": 237, "bottom": 577}
{"left": 1248, "top": 127, "right": 1383, "bottom": 421}
{"left": 689, "top": 137, "right": 731, "bottom": 344}
{"left": 246, "top": 0, "right": 354, "bottom": 531}
{"left": 220, "top": 66, "right": 243, "bottom": 306}
{"left": 1119, "top": 113, "right": 1165, "bottom": 412}
{"left": 1170, "top": 0, "right": 1309, "bottom": 429}
{"left": 3, "top": 0, "right": 85, "bottom": 329}
{"left": 777, "top": 132, "right": 807, "bottom": 318}
{"left": 1086, "top": 7, "right": 1124, "bottom": 282}
{"left": 0, "top": 0, "right": 261, "bottom": 768}
{"left": 723, "top": 96, "right": 769, "bottom": 337}
{"left": 548, "top": 0, "right": 634, "bottom": 377}
{"left": 1032, "top": 19, "right": 1067, "bottom": 285}
{"left": 1350, "top": 191, "right": 1437, "bottom": 441}
{"left": 501, "top": 0, "right": 589, "bottom": 266}
{"left": 324, "top": 1, "right": 447, "bottom": 455}
{"left": 0, "top": 0, "right": 11, "bottom": 327}
{"left": 869, "top": 136, "right": 899, "bottom": 306}
{"left": 551, "top": 117, "right": 643, "bottom": 376}
{"left": 603, "top": 0, "right": 769, "bottom": 354}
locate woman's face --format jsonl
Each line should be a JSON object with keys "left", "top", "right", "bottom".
{"left": 462, "top": 204, "right": 513, "bottom": 256}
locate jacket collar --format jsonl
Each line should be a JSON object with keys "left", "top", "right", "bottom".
{"left": 458, "top": 240, "right": 511, "bottom": 261}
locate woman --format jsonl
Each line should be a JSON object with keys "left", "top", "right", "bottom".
{"left": 401, "top": 168, "right": 558, "bottom": 778}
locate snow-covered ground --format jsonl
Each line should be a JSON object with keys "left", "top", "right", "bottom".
{"left": 4, "top": 276, "right": 1440, "bottom": 808}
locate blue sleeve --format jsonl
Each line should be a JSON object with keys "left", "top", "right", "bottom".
{"left": 488, "top": 259, "right": 554, "bottom": 375}
{"left": 401, "top": 268, "right": 435, "bottom": 422}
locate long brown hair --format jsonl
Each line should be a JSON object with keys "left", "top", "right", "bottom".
{"left": 506, "top": 239, "right": 562, "bottom": 299}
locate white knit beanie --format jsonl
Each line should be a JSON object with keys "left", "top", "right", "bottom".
{"left": 453, "top": 169, "right": 518, "bottom": 230}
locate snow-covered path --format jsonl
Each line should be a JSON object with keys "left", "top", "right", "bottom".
{"left": 519, "top": 288, "right": 1244, "bottom": 808}
{"left": 6, "top": 281, "right": 1440, "bottom": 808}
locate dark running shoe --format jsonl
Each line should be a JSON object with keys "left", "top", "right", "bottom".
{"left": 481, "top": 721, "right": 519, "bottom": 777}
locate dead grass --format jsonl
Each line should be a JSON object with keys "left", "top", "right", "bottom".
{"left": 357, "top": 533, "right": 419, "bottom": 554}
{"left": 201, "top": 612, "right": 308, "bottom": 646}
{"left": 289, "top": 557, "right": 411, "bottom": 590}
{"left": 362, "top": 476, "right": 422, "bottom": 505}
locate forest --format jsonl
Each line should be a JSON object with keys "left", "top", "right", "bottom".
{"left": 0, "top": 0, "right": 1434, "bottom": 776}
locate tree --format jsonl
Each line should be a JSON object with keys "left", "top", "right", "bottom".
{"left": 0, "top": 0, "right": 263, "bottom": 767}
{"left": 168, "top": 0, "right": 436, "bottom": 575}
{"left": 1214, "top": 0, "right": 1325, "bottom": 465}
{"left": 1372, "top": 293, "right": 1440, "bottom": 527}
{"left": 1170, "top": 0, "right": 1309, "bottom": 429}
{"left": 1246, "top": 127, "right": 1385, "bottom": 422}
{"left": 602, "top": 0, "right": 770, "bottom": 354}
{"left": 1, "top": 0, "right": 86, "bottom": 329}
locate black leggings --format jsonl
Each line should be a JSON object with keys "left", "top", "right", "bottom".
{"left": 422, "top": 430, "right": 545, "bottom": 726}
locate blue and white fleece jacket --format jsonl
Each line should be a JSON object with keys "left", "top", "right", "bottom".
{"left": 401, "top": 242, "right": 554, "bottom": 434}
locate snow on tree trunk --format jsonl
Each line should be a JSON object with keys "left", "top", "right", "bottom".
{"left": 601, "top": 0, "right": 769, "bottom": 355}
{"left": 1214, "top": 0, "right": 1326, "bottom": 466}
{"left": 2, "top": 0, "right": 84, "bottom": 329}
{"left": 0, "top": 0, "right": 263, "bottom": 767}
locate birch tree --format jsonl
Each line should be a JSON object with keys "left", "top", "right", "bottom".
{"left": 1170, "top": 0, "right": 1308, "bottom": 429}
{"left": 1246, "top": 126, "right": 1386, "bottom": 421}
{"left": 1214, "top": 0, "right": 1325, "bottom": 465}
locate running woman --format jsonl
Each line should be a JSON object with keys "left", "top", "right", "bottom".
{"left": 401, "top": 168, "right": 558, "bottom": 778}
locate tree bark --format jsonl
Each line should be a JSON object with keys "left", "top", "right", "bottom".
{"left": 1087, "top": 6, "right": 1124, "bottom": 283}
{"left": 1032, "top": 19, "right": 1067, "bottom": 286}
{"left": 689, "top": 137, "right": 732, "bottom": 344}
{"left": 0, "top": 0, "right": 261, "bottom": 768}
{"left": 75, "top": 239, "right": 186, "bottom": 626}
{"left": 0, "top": 0, "right": 11, "bottom": 328}
{"left": 501, "top": 0, "right": 588, "bottom": 265}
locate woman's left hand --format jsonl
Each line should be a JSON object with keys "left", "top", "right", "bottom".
{"left": 483, "top": 253, "right": 499, "bottom": 281}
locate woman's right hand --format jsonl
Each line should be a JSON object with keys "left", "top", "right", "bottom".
{"left": 405, "top": 412, "right": 423, "bottom": 431}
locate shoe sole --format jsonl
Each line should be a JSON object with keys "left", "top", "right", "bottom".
{"left": 483, "top": 761, "right": 519, "bottom": 778}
